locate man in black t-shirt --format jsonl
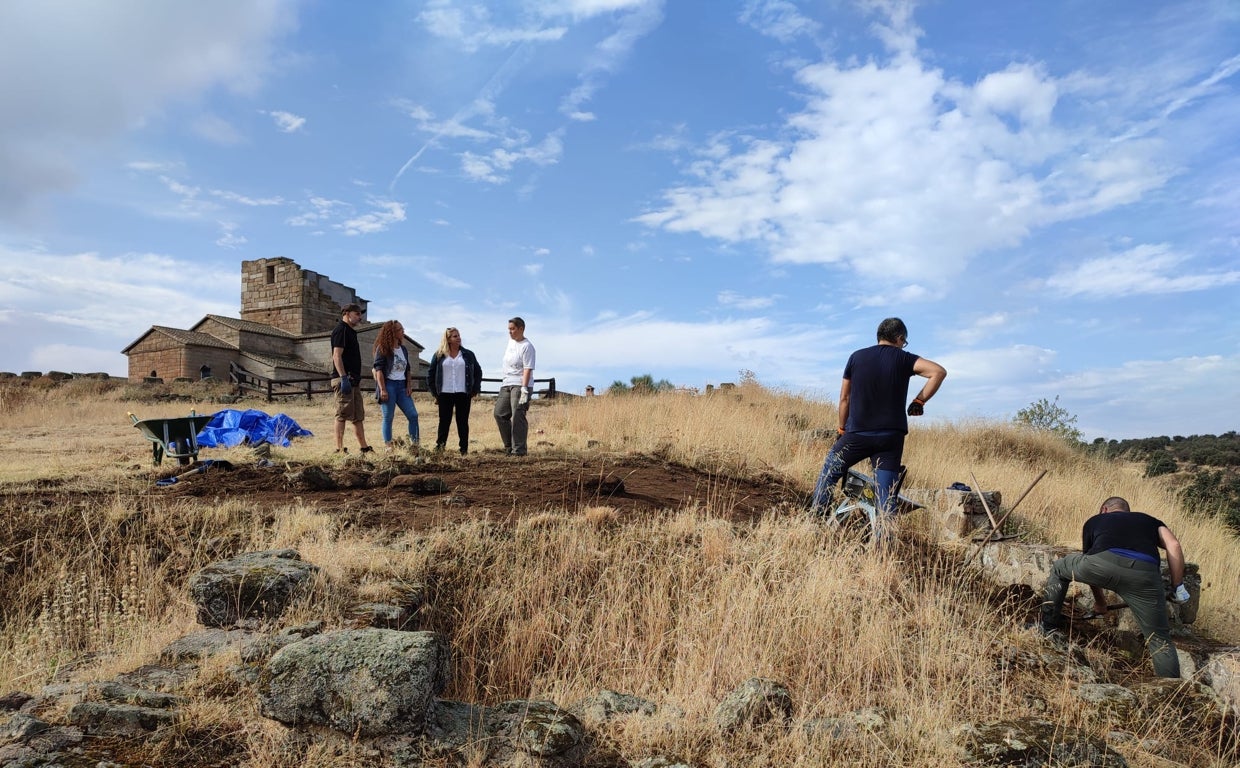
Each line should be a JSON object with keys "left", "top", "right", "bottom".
{"left": 1040, "top": 496, "right": 1189, "bottom": 677}
{"left": 808, "top": 318, "right": 947, "bottom": 542}
{"left": 330, "top": 303, "right": 373, "bottom": 454}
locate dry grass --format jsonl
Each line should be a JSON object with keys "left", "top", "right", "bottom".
{"left": 1, "top": 378, "right": 1237, "bottom": 767}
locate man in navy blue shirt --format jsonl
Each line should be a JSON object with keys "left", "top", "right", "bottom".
{"left": 808, "top": 318, "right": 947, "bottom": 540}
{"left": 1040, "top": 496, "right": 1189, "bottom": 677}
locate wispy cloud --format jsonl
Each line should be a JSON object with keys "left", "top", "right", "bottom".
{"left": 266, "top": 110, "right": 306, "bottom": 133}
{"left": 210, "top": 189, "right": 284, "bottom": 206}
{"left": 739, "top": 0, "right": 821, "bottom": 43}
{"left": 192, "top": 114, "right": 245, "bottom": 145}
{"left": 286, "top": 196, "right": 347, "bottom": 227}
{"left": 459, "top": 131, "right": 564, "bottom": 183}
{"left": 717, "top": 290, "right": 778, "bottom": 310}
{"left": 338, "top": 199, "right": 407, "bottom": 236}
{"left": 558, "top": 0, "right": 664, "bottom": 119}
{"left": 417, "top": 1, "right": 565, "bottom": 52}
{"left": 1045, "top": 243, "right": 1240, "bottom": 298}
{"left": 215, "top": 222, "right": 247, "bottom": 249}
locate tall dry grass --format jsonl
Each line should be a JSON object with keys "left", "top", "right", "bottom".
{"left": 1, "top": 378, "right": 1237, "bottom": 767}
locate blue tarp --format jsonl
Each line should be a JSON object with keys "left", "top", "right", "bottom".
{"left": 195, "top": 409, "right": 313, "bottom": 448}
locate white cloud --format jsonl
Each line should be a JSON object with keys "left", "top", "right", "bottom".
{"left": 523, "top": 264, "right": 544, "bottom": 276}
{"left": 635, "top": 9, "right": 1187, "bottom": 289}
{"left": 192, "top": 114, "right": 245, "bottom": 145}
{"left": 558, "top": 0, "right": 664, "bottom": 118}
{"left": 267, "top": 110, "right": 306, "bottom": 133}
{"left": 126, "top": 160, "right": 182, "bottom": 173}
{"left": 459, "top": 131, "right": 564, "bottom": 183}
{"left": 215, "top": 222, "right": 247, "bottom": 249}
{"left": 0, "top": 0, "right": 298, "bottom": 222}
{"left": 947, "top": 312, "right": 1013, "bottom": 346}
{"left": 418, "top": 1, "right": 566, "bottom": 52}
{"left": 338, "top": 199, "right": 407, "bottom": 236}
{"left": 1045, "top": 243, "right": 1240, "bottom": 298}
{"left": 739, "top": 0, "right": 821, "bottom": 43}
{"left": 717, "top": 290, "right": 778, "bottom": 310}
{"left": 286, "top": 196, "right": 347, "bottom": 227}
{"left": 210, "top": 189, "right": 284, "bottom": 206}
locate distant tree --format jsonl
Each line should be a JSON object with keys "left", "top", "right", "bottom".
{"left": 609, "top": 374, "right": 675, "bottom": 395}
{"left": 1013, "top": 395, "right": 1083, "bottom": 443}
{"left": 738, "top": 369, "right": 760, "bottom": 387}
{"left": 1144, "top": 452, "right": 1178, "bottom": 478}
{"left": 1179, "top": 469, "right": 1240, "bottom": 534}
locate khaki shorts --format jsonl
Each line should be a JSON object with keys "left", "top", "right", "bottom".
{"left": 332, "top": 377, "right": 365, "bottom": 423}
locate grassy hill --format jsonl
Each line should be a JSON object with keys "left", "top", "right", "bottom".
{"left": 1, "top": 377, "right": 1237, "bottom": 766}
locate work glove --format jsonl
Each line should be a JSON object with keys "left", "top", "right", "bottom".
{"left": 338, "top": 376, "right": 352, "bottom": 396}
{"left": 518, "top": 387, "right": 531, "bottom": 406}
{"left": 907, "top": 398, "right": 925, "bottom": 416}
{"left": 1172, "top": 583, "right": 1191, "bottom": 604}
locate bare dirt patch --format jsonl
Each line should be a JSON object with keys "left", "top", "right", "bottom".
{"left": 135, "top": 450, "right": 805, "bottom": 531}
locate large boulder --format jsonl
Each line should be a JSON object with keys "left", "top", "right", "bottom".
{"left": 187, "top": 549, "right": 319, "bottom": 628}
{"left": 258, "top": 629, "right": 450, "bottom": 737}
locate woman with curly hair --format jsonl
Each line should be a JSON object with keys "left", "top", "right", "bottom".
{"left": 372, "top": 320, "right": 419, "bottom": 451}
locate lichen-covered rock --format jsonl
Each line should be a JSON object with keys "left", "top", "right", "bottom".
{"left": 258, "top": 629, "right": 449, "bottom": 737}
{"left": 68, "top": 701, "right": 177, "bottom": 737}
{"left": 955, "top": 717, "right": 1127, "bottom": 766}
{"left": 187, "top": 549, "right": 319, "bottom": 627}
{"left": 1074, "top": 684, "right": 1138, "bottom": 720}
{"left": 573, "top": 689, "right": 657, "bottom": 721}
{"left": 423, "top": 698, "right": 587, "bottom": 766}
{"left": 159, "top": 627, "right": 261, "bottom": 662}
{"left": 712, "top": 677, "right": 793, "bottom": 733}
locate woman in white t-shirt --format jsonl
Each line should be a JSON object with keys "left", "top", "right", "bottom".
{"left": 372, "top": 320, "right": 420, "bottom": 450}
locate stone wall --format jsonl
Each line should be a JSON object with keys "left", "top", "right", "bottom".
{"left": 127, "top": 337, "right": 186, "bottom": 381}
{"left": 240, "top": 258, "right": 367, "bottom": 336}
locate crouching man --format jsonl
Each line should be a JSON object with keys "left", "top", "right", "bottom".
{"left": 1040, "top": 496, "right": 1189, "bottom": 678}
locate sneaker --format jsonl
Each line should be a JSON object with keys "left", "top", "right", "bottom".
{"left": 360, "top": 446, "right": 375, "bottom": 454}
{"left": 334, "top": 447, "right": 348, "bottom": 454}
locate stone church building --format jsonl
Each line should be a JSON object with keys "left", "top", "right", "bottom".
{"left": 122, "top": 258, "right": 427, "bottom": 384}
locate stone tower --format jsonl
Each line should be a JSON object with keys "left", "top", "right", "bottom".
{"left": 239, "top": 258, "right": 367, "bottom": 335}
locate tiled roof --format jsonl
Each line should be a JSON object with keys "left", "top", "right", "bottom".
{"left": 238, "top": 350, "right": 327, "bottom": 374}
{"left": 132, "top": 326, "right": 237, "bottom": 351}
{"left": 196, "top": 315, "right": 296, "bottom": 337}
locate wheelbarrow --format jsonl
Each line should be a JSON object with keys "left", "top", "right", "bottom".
{"left": 129, "top": 410, "right": 215, "bottom": 466}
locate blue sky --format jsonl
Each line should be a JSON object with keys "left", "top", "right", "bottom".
{"left": 1, "top": 0, "right": 1238, "bottom": 440}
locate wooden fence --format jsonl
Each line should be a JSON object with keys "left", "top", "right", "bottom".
{"left": 229, "top": 362, "right": 556, "bottom": 402}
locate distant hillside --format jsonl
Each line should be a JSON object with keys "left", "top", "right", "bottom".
{"left": 1093, "top": 431, "right": 1240, "bottom": 532}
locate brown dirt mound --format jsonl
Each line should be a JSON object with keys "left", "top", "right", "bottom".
{"left": 147, "top": 451, "right": 805, "bottom": 531}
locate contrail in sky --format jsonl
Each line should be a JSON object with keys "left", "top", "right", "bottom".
{"left": 390, "top": 42, "right": 536, "bottom": 192}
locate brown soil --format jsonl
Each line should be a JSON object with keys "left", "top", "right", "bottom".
{"left": 143, "top": 450, "right": 806, "bottom": 531}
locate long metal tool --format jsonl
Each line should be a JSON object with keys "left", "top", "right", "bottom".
{"left": 962, "top": 470, "right": 1048, "bottom": 569}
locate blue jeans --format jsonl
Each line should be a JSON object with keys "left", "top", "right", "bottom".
{"left": 380, "top": 386, "right": 419, "bottom": 444}
{"left": 809, "top": 431, "right": 905, "bottom": 519}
